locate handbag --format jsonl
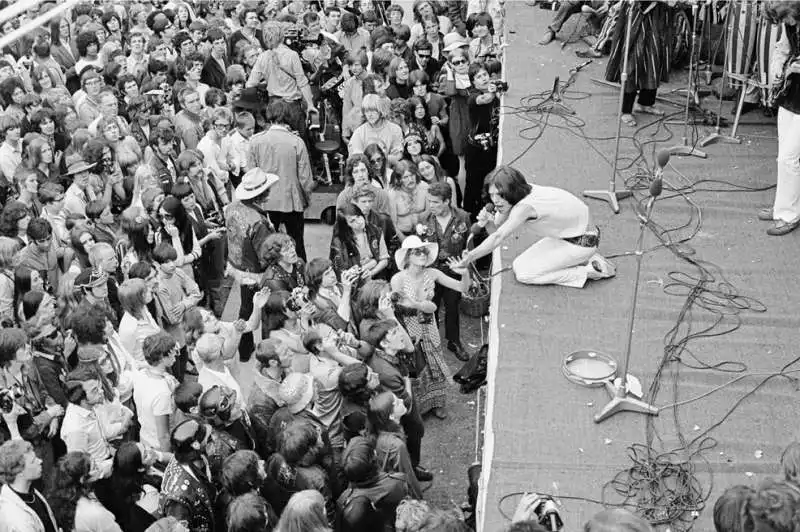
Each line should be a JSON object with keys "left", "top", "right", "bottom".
{"left": 403, "top": 338, "right": 429, "bottom": 378}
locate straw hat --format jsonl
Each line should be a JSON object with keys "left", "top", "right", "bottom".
{"left": 278, "top": 373, "right": 315, "bottom": 414}
{"left": 394, "top": 235, "right": 438, "bottom": 269}
{"left": 443, "top": 32, "right": 469, "bottom": 52}
{"left": 235, "top": 168, "right": 279, "bottom": 200}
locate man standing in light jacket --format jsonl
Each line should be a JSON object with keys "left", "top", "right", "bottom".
{"left": 248, "top": 98, "right": 314, "bottom": 261}
{"left": 0, "top": 440, "right": 59, "bottom": 532}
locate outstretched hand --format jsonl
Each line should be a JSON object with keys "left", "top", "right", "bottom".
{"left": 450, "top": 252, "right": 472, "bottom": 273}
{"left": 252, "top": 287, "right": 271, "bottom": 308}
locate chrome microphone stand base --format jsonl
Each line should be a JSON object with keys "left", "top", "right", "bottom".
{"left": 582, "top": 189, "right": 633, "bottom": 214}
{"left": 699, "top": 128, "right": 741, "bottom": 147}
{"left": 594, "top": 379, "right": 658, "bottom": 423}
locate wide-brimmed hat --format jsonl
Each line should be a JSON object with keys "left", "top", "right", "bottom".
{"left": 443, "top": 32, "right": 469, "bottom": 52}
{"left": 64, "top": 157, "right": 96, "bottom": 176}
{"left": 279, "top": 373, "right": 315, "bottom": 414}
{"left": 232, "top": 86, "right": 266, "bottom": 110}
{"left": 235, "top": 168, "right": 279, "bottom": 200}
{"left": 394, "top": 235, "right": 438, "bottom": 269}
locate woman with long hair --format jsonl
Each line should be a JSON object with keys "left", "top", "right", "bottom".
{"left": 391, "top": 236, "right": 469, "bottom": 419}
{"left": 386, "top": 57, "right": 412, "bottom": 100}
{"left": 330, "top": 203, "right": 390, "bottom": 281}
{"left": 387, "top": 160, "right": 429, "bottom": 236}
{"left": 408, "top": 96, "right": 445, "bottom": 158}
{"left": 24, "top": 136, "right": 57, "bottom": 185}
{"left": 94, "top": 442, "right": 159, "bottom": 532}
{"left": 118, "top": 207, "right": 154, "bottom": 279}
{"left": 50, "top": 17, "right": 76, "bottom": 72}
{"left": 0, "top": 201, "right": 31, "bottom": 246}
{"left": 418, "top": 154, "right": 458, "bottom": 207}
{"left": 274, "top": 489, "right": 332, "bottom": 532}
{"left": 366, "top": 391, "right": 422, "bottom": 498}
{"left": 118, "top": 278, "right": 162, "bottom": 364}
{"left": 305, "top": 257, "right": 358, "bottom": 333}
{"left": 0, "top": 236, "right": 19, "bottom": 325}
{"left": 155, "top": 196, "right": 201, "bottom": 280}
{"left": 49, "top": 452, "right": 123, "bottom": 532}
{"left": 14, "top": 265, "right": 44, "bottom": 323}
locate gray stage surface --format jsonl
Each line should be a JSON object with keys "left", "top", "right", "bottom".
{"left": 478, "top": 4, "right": 799, "bottom": 532}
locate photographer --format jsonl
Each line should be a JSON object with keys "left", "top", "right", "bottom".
{"left": 246, "top": 21, "right": 317, "bottom": 136}
{"left": 0, "top": 328, "right": 64, "bottom": 493}
{"left": 464, "top": 63, "right": 502, "bottom": 219}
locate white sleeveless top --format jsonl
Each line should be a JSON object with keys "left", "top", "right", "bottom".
{"left": 517, "top": 184, "right": 590, "bottom": 239}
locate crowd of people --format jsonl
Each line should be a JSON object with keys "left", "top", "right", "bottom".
{"left": 0, "top": 0, "right": 515, "bottom": 531}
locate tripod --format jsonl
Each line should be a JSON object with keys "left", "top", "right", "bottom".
{"left": 668, "top": 0, "right": 708, "bottom": 158}
{"left": 700, "top": 1, "right": 741, "bottom": 146}
{"left": 583, "top": 0, "right": 635, "bottom": 214}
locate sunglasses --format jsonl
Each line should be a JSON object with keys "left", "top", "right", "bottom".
{"left": 451, "top": 59, "right": 467, "bottom": 66}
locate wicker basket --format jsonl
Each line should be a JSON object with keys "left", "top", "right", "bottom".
{"left": 460, "top": 264, "right": 490, "bottom": 317}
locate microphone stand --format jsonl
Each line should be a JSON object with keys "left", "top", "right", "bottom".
{"left": 668, "top": 0, "right": 707, "bottom": 158}
{"left": 700, "top": 1, "right": 741, "bottom": 147}
{"left": 594, "top": 165, "right": 663, "bottom": 423}
{"left": 583, "top": 0, "right": 634, "bottom": 214}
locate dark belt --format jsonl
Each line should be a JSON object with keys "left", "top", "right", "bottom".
{"left": 563, "top": 226, "right": 600, "bottom": 248}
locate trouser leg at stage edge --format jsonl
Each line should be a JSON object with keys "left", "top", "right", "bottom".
{"left": 512, "top": 237, "right": 597, "bottom": 288}
{"left": 238, "top": 283, "right": 257, "bottom": 362}
{"left": 774, "top": 107, "right": 800, "bottom": 224}
{"left": 401, "top": 398, "right": 425, "bottom": 467}
{"left": 622, "top": 88, "right": 657, "bottom": 113}
{"left": 268, "top": 210, "right": 307, "bottom": 261}
{"left": 549, "top": 0, "right": 584, "bottom": 33}
{"left": 464, "top": 144, "right": 498, "bottom": 219}
{"left": 434, "top": 283, "right": 461, "bottom": 346}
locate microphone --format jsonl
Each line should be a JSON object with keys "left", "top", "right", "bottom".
{"left": 643, "top": 149, "right": 669, "bottom": 221}
{"left": 470, "top": 203, "right": 496, "bottom": 236}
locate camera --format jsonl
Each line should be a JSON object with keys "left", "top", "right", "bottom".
{"left": 390, "top": 292, "right": 403, "bottom": 304}
{"left": 286, "top": 287, "right": 311, "bottom": 313}
{"left": 492, "top": 81, "right": 509, "bottom": 92}
{"left": 533, "top": 496, "right": 563, "bottom": 531}
{"left": 0, "top": 387, "right": 22, "bottom": 415}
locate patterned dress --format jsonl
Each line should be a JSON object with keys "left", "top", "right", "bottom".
{"left": 397, "top": 269, "right": 450, "bottom": 415}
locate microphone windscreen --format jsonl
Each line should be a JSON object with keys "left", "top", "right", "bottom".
{"left": 485, "top": 203, "right": 496, "bottom": 214}
{"left": 656, "top": 149, "right": 671, "bottom": 169}
{"left": 649, "top": 178, "right": 663, "bottom": 198}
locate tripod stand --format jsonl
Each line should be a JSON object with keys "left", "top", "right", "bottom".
{"left": 583, "top": 0, "right": 635, "bottom": 214}
{"left": 668, "top": 0, "right": 708, "bottom": 158}
{"left": 700, "top": 1, "right": 741, "bottom": 146}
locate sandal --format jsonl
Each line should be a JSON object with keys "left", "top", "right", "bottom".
{"left": 634, "top": 104, "right": 665, "bottom": 116}
{"left": 621, "top": 114, "right": 637, "bottom": 127}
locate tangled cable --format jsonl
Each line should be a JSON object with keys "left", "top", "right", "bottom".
{"left": 495, "top": 68, "right": 791, "bottom": 531}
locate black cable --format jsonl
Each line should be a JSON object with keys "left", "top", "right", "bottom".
{"left": 494, "top": 67, "right": 790, "bottom": 532}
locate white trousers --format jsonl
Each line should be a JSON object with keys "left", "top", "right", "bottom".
{"left": 773, "top": 106, "right": 800, "bottom": 223}
{"left": 512, "top": 237, "right": 597, "bottom": 288}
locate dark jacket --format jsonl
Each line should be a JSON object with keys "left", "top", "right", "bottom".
{"left": 225, "top": 201, "right": 275, "bottom": 274}
{"left": 337, "top": 472, "right": 410, "bottom": 532}
{"left": 201, "top": 55, "right": 229, "bottom": 90}
{"left": 150, "top": 153, "right": 177, "bottom": 194}
{"left": 419, "top": 206, "right": 471, "bottom": 275}
{"left": 329, "top": 223, "right": 386, "bottom": 276}
{"left": 160, "top": 459, "right": 217, "bottom": 532}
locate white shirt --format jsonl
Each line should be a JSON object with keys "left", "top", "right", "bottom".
{"left": 60, "top": 403, "right": 114, "bottom": 480}
{"left": 132, "top": 368, "right": 176, "bottom": 450}
{"left": 198, "top": 365, "right": 246, "bottom": 412}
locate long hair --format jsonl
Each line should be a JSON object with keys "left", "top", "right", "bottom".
{"left": 120, "top": 207, "right": 153, "bottom": 262}
{"left": 486, "top": 165, "right": 532, "bottom": 206}
{"left": 263, "top": 291, "right": 292, "bottom": 336}
{"left": 158, "top": 195, "right": 194, "bottom": 254}
{"left": 363, "top": 143, "right": 387, "bottom": 186}
{"left": 0, "top": 201, "right": 29, "bottom": 237}
{"left": 334, "top": 203, "right": 366, "bottom": 261}
{"left": 713, "top": 485, "right": 755, "bottom": 532}
{"left": 49, "top": 452, "right": 93, "bottom": 532}
{"left": 782, "top": 442, "right": 800, "bottom": 486}
{"left": 389, "top": 159, "right": 421, "bottom": 190}
{"left": 418, "top": 154, "right": 445, "bottom": 184}
{"left": 355, "top": 280, "right": 389, "bottom": 321}
{"left": 100, "top": 442, "right": 147, "bottom": 521}
{"left": 344, "top": 153, "right": 372, "bottom": 187}
{"left": 305, "top": 257, "right": 333, "bottom": 300}
{"left": 275, "top": 490, "right": 332, "bottom": 532}
{"left": 764, "top": 1, "right": 800, "bottom": 24}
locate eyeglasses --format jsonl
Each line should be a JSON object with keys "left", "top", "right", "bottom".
{"left": 451, "top": 59, "right": 467, "bottom": 66}
{"left": 214, "top": 122, "right": 229, "bottom": 129}
{"left": 411, "top": 248, "right": 428, "bottom": 256}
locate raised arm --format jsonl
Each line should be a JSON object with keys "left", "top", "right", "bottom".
{"left": 461, "top": 202, "right": 535, "bottom": 266}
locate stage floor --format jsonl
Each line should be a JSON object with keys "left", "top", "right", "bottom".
{"left": 479, "top": 5, "right": 798, "bottom": 532}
